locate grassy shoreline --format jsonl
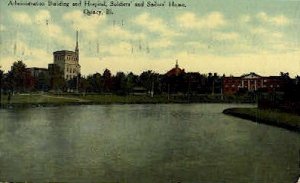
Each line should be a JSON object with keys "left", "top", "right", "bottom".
{"left": 223, "top": 107, "right": 300, "bottom": 133}
{"left": 0, "top": 94, "right": 182, "bottom": 108}
{"left": 0, "top": 93, "right": 255, "bottom": 108}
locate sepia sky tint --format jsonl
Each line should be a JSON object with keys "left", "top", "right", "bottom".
{"left": 0, "top": 0, "right": 300, "bottom": 76}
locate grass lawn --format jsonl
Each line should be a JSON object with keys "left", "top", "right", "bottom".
{"left": 0, "top": 94, "right": 81, "bottom": 106}
{"left": 0, "top": 92, "right": 259, "bottom": 107}
{"left": 223, "top": 107, "right": 300, "bottom": 132}
{"left": 74, "top": 94, "right": 172, "bottom": 104}
{"left": 0, "top": 93, "right": 174, "bottom": 107}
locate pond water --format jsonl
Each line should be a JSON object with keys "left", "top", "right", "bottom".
{"left": 0, "top": 104, "right": 299, "bottom": 182}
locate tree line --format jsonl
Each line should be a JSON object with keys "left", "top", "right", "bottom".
{"left": 0, "top": 60, "right": 223, "bottom": 95}
{"left": 1, "top": 60, "right": 300, "bottom": 113}
{"left": 0, "top": 60, "right": 299, "bottom": 98}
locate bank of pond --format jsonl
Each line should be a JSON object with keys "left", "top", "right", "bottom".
{"left": 0, "top": 93, "right": 256, "bottom": 107}
{"left": 223, "top": 107, "right": 300, "bottom": 133}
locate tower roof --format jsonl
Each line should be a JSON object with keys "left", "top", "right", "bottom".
{"left": 75, "top": 30, "right": 79, "bottom": 52}
{"left": 53, "top": 50, "right": 76, "bottom": 55}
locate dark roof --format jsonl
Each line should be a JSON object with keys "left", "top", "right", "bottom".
{"left": 223, "top": 76, "right": 241, "bottom": 79}
{"left": 165, "top": 62, "right": 185, "bottom": 77}
{"left": 268, "top": 76, "right": 282, "bottom": 78}
{"left": 241, "top": 72, "right": 261, "bottom": 78}
{"left": 53, "top": 50, "right": 76, "bottom": 54}
{"left": 166, "top": 67, "right": 185, "bottom": 77}
{"left": 27, "top": 67, "right": 48, "bottom": 71}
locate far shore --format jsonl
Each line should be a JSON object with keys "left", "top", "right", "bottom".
{"left": 0, "top": 93, "right": 256, "bottom": 108}
{"left": 223, "top": 107, "right": 300, "bottom": 133}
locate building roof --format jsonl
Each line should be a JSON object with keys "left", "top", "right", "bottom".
{"left": 241, "top": 72, "right": 261, "bottom": 79}
{"left": 27, "top": 67, "right": 48, "bottom": 71}
{"left": 223, "top": 72, "right": 291, "bottom": 81}
{"left": 53, "top": 50, "right": 76, "bottom": 54}
{"left": 165, "top": 61, "right": 185, "bottom": 77}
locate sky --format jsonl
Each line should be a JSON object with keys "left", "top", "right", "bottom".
{"left": 0, "top": 0, "right": 300, "bottom": 76}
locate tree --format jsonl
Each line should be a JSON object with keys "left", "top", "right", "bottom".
{"left": 126, "top": 72, "right": 138, "bottom": 93}
{"left": 102, "top": 69, "right": 112, "bottom": 92}
{"left": 78, "top": 76, "right": 89, "bottom": 93}
{"left": 87, "top": 73, "right": 102, "bottom": 93}
{"left": 113, "top": 72, "right": 127, "bottom": 95}
{"left": 139, "top": 70, "right": 161, "bottom": 96}
{"left": 0, "top": 66, "right": 3, "bottom": 106}
{"left": 139, "top": 71, "right": 154, "bottom": 92}
{"left": 7, "top": 60, "right": 34, "bottom": 92}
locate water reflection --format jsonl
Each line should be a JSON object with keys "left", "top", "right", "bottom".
{"left": 0, "top": 104, "right": 299, "bottom": 182}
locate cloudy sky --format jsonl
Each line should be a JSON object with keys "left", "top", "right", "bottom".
{"left": 0, "top": 0, "right": 300, "bottom": 76}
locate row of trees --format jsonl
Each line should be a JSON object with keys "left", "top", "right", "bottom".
{"left": 0, "top": 61, "right": 223, "bottom": 95}
{"left": 1, "top": 60, "right": 299, "bottom": 97}
{"left": 65, "top": 69, "right": 223, "bottom": 95}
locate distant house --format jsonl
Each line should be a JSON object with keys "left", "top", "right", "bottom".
{"left": 222, "top": 72, "right": 289, "bottom": 95}
{"left": 27, "top": 67, "right": 48, "bottom": 78}
{"left": 163, "top": 61, "right": 186, "bottom": 94}
{"left": 26, "top": 67, "right": 49, "bottom": 91}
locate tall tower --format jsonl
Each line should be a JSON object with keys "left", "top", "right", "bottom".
{"left": 74, "top": 30, "right": 80, "bottom": 76}
{"left": 75, "top": 30, "right": 79, "bottom": 57}
{"left": 51, "top": 31, "right": 81, "bottom": 81}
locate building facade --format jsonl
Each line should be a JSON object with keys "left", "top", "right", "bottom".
{"left": 223, "top": 72, "right": 289, "bottom": 95}
{"left": 27, "top": 67, "right": 48, "bottom": 78}
{"left": 50, "top": 31, "right": 81, "bottom": 80}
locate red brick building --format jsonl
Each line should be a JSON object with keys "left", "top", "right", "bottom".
{"left": 223, "top": 72, "right": 288, "bottom": 95}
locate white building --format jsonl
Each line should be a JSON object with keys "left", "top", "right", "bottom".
{"left": 51, "top": 31, "right": 80, "bottom": 80}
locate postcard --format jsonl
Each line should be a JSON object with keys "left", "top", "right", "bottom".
{"left": 0, "top": 0, "right": 299, "bottom": 182}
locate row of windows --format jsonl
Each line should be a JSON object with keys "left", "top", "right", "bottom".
{"left": 55, "top": 55, "right": 77, "bottom": 61}
{"left": 225, "top": 85, "right": 281, "bottom": 88}
{"left": 67, "top": 56, "right": 77, "bottom": 61}
{"left": 225, "top": 79, "right": 282, "bottom": 84}
{"left": 66, "top": 67, "right": 77, "bottom": 73}
{"left": 66, "top": 75, "right": 77, "bottom": 80}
